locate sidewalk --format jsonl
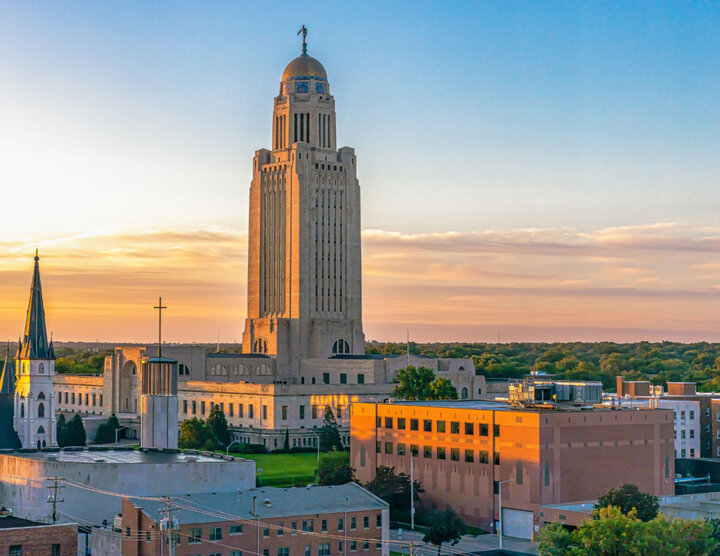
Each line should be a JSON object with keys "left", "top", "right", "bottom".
{"left": 390, "top": 528, "right": 538, "bottom": 555}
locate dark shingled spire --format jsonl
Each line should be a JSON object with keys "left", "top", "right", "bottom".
{"left": 0, "top": 343, "right": 14, "bottom": 397}
{"left": 18, "top": 250, "right": 53, "bottom": 360}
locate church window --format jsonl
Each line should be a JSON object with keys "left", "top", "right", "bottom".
{"left": 461, "top": 387, "right": 468, "bottom": 400}
{"left": 38, "top": 391, "right": 45, "bottom": 400}
{"left": 332, "top": 339, "right": 350, "bottom": 355}
{"left": 38, "top": 403, "right": 45, "bottom": 418}
{"left": 20, "top": 403, "right": 24, "bottom": 418}
{"left": 37, "top": 425, "right": 45, "bottom": 434}
{"left": 39, "top": 363, "right": 44, "bottom": 373}
{"left": 254, "top": 338, "right": 268, "bottom": 354}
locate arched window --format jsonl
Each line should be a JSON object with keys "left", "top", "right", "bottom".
{"left": 301, "top": 377, "right": 305, "bottom": 385}
{"left": 461, "top": 387, "right": 468, "bottom": 400}
{"left": 254, "top": 338, "right": 268, "bottom": 354}
{"left": 38, "top": 402, "right": 45, "bottom": 418}
{"left": 20, "top": 403, "right": 24, "bottom": 418}
{"left": 39, "top": 363, "right": 44, "bottom": 374}
{"left": 311, "top": 377, "right": 316, "bottom": 385}
{"left": 458, "top": 365, "right": 465, "bottom": 372}
{"left": 37, "top": 425, "right": 45, "bottom": 434}
{"left": 332, "top": 339, "right": 350, "bottom": 355}
{"left": 37, "top": 391, "right": 46, "bottom": 400}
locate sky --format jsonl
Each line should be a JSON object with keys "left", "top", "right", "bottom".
{"left": 1, "top": 1, "right": 719, "bottom": 343}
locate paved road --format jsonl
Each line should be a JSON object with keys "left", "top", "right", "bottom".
{"left": 390, "top": 528, "right": 538, "bottom": 555}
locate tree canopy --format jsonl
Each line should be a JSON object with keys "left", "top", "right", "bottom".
{"left": 178, "top": 417, "right": 220, "bottom": 451}
{"left": 58, "top": 413, "right": 86, "bottom": 446}
{"left": 316, "top": 450, "right": 355, "bottom": 485}
{"left": 94, "top": 414, "right": 121, "bottom": 444}
{"left": 392, "top": 366, "right": 458, "bottom": 401}
{"left": 207, "top": 404, "right": 231, "bottom": 447}
{"left": 0, "top": 399, "right": 20, "bottom": 449}
{"left": 538, "top": 506, "right": 716, "bottom": 556}
{"left": 319, "top": 407, "right": 343, "bottom": 452}
{"left": 422, "top": 509, "right": 467, "bottom": 556}
{"left": 364, "top": 465, "right": 423, "bottom": 517}
{"left": 595, "top": 483, "right": 659, "bottom": 522}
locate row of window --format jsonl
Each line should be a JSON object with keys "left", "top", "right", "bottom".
{"left": 675, "top": 448, "right": 696, "bottom": 458}
{"left": 58, "top": 391, "right": 103, "bottom": 407}
{"left": 674, "top": 410, "right": 696, "bottom": 420}
{"left": 182, "top": 401, "right": 345, "bottom": 421}
{"left": 378, "top": 441, "right": 501, "bottom": 465}
{"left": 380, "top": 417, "right": 500, "bottom": 437}
{"left": 191, "top": 539, "right": 378, "bottom": 556}
{"left": 9, "top": 546, "right": 61, "bottom": 556}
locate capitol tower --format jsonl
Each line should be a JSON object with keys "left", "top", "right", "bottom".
{"left": 242, "top": 29, "right": 365, "bottom": 374}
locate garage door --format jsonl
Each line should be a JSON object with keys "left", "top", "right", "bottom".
{"left": 502, "top": 508, "right": 534, "bottom": 540}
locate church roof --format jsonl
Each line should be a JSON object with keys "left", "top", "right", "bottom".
{"left": 17, "top": 251, "right": 53, "bottom": 360}
{"left": 282, "top": 53, "right": 327, "bottom": 82}
{"left": 0, "top": 344, "right": 14, "bottom": 397}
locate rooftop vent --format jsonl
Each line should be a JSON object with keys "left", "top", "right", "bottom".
{"left": 0, "top": 506, "right": 12, "bottom": 519}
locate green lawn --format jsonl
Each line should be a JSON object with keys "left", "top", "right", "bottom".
{"left": 231, "top": 452, "right": 319, "bottom": 487}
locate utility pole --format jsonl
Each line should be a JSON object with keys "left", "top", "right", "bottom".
{"left": 159, "top": 497, "right": 179, "bottom": 556}
{"left": 46, "top": 476, "right": 65, "bottom": 524}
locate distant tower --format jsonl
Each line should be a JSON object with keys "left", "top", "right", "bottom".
{"left": 14, "top": 251, "right": 57, "bottom": 449}
{"left": 242, "top": 28, "right": 365, "bottom": 374}
{"left": 0, "top": 343, "right": 14, "bottom": 405}
{"left": 140, "top": 299, "right": 178, "bottom": 449}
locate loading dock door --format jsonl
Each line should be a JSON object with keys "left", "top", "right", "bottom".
{"left": 502, "top": 508, "right": 534, "bottom": 540}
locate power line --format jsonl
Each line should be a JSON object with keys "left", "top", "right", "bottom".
{"left": 46, "top": 476, "right": 65, "bottom": 524}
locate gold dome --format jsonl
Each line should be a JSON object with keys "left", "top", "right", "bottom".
{"left": 282, "top": 54, "right": 327, "bottom": 81}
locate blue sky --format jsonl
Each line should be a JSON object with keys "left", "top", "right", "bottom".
{"left": 1, "top": 2, "right": 720, "bottom": 342}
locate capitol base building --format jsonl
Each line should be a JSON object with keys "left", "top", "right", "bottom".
{"left": 33, "top": 39, "right": 485, "bottom": 449}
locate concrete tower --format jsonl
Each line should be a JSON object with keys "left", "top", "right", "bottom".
{"left": 242, "top": 31, "right": 365, "bottom": 375}
{"left": 140, "top": 357, "right": 179, "bottom": 449}
{"left": 14, "top": 251, "right": 57, "bottom": 449}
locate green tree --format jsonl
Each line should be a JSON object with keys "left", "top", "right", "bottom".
{"left": 319, "top": 407, "right": 343, "bottom": 452}
{"left": 178, "top": 417, "right": 219, "bottom": 450}
{"left": 56, "top": 413, "right": 69, "bottom": 446}
{"left": 316, "top": 450, "right": 355, "bottom": 485}
{"left": 207, "top": 405, "right": 230, "bottom": 447}
{"left": 0, "top": 400, "right": 21, "bottom": 449}
{"left": 392, "top": 366, "right": 458, "bottom": 401}
{"left": 66, "top": 413, "right": 86, "bottom": 446}
{"left": 422, "top": 509, "right": 467, "bottom": 556}
{"left": 538, "top": 506, "right": 716, "bottom": 555}
{"left": 94, "top": 414, "right": 121, "bottom": 444}
{"left": 364, "top": 465, "right": 423, "bottom": 516}
{"left": 595, "top": 483, "right": 659, "bottom": 522}
{"left": 283, "top": 428, "right": 290, "bottom": 450}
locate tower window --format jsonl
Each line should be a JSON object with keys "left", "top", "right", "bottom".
{"left": 254, "top": 338, "right": 268, "bottom": 354}
{"left": 38, "top": 402, "right": 45, "bottom": 418}
{"left": 332, "top": 339, "right": 350, "bottom": 355}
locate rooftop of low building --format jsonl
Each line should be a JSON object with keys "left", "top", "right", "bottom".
{"left": 0, "top": 447, "right": 247, "bottom": 465}
{"left": 384, "top": 399, "right": 664, "bottom": 413}
{"left": 0, "top": 512, "right": 45, "bottom": 529}
{"left": 128, "top": 483, "right": 387, "bottom": 524}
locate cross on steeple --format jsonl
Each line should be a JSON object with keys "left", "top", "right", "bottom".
{"left": 297, "top": 25, "right": 308, "bottom": 55}
{"left": 153, "top": 297, "right": 167, "bottom": 359}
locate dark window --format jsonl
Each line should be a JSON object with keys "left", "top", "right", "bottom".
{"left": 322, "top": 519, "right": 328, "bottom": 532}
{"left": 300, "top": 405, "right": 305, "bottom": 419}
{"left": 364, "top": 516, "right": 369, "bottom": 529}
{"left": 397, "top": 443, "right": 406, "bottom": 455}
{"left": 410, "top": 419, "right": 419, "bottom": 430}
{"left": 493, "top": 424, "right": 500, "bottom": 437}
{"left": 450, "top": 421, "right": 460, "bottom": 434}
{"left": 358, "top": 374, "right": 365, "bottom": 384}
{"left": 377, "top": 514, "right": 382, "bottom": 527}
{"left": 465, "top": 450, "right": 474, "bottom": 463}
{"left": 340, "top": 373, "right": 347, "bottom": 384}
{"left": 376, "top": 441, "right": 381, "bottom": 453}
{"left": 384, "top": 442, "right": 393, "bottom": 454}
{"left": 478, "top": 450, "right": 489, "bottom": 464}
{"left": 52, "top": 545, "right": 61, "bottom": 556}
{"left": 376, "top": 416, "right": 381, "bottom": 427}
{"left": 478, "top": 423, "right": 488, "bottom": 436}
{"left": 516, "top": 461, "right": 524, "bottom": 485}
{"left": 494, "top": 451, "right": 500, "bottom": 465}
{"left": 9, "top": 547, "right": 22, "bottom": 556}
{"left": 464, "top": 422, "right": 474, "bottom": 435}
{"left": 385, "top": 417, "right": 393, "bottom": 429}
{"left": 410, "top": 444, "right": 419, "bottom": 456}
{"left": 544, "top": 462, "right": 551, "bottom": 486}
{"left": 437, "top": 447, "right": 446, "bottom": 460}
{"left": 397, "top": 418, "right": 406, "bottom": 430}
{"left": 282, "top": 406, "right": 288, "bottom": 420}
{"left": 323, "top": 373, "right": 330, "bottom": 384}
{"left": 451, "top": 448, "right": 460, "bottom": 461}
{"left": 437, "top": 420, "right": 446, "bottom": 433}
{"left": 338, "top": 517, "right": 344, "bottom": 531}
{"left": 423, "top": 446, "right": 432, "bottom": 458}
{"left": 423, "top": 419, "right": 432, "bottom": 432}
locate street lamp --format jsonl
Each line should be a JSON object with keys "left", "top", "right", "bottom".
{"left": 226, "top": 440, "right": 241, "bottom": 455}
{"left": 115, "top": 426, "right": 128, "bottom": 446}
{"left": 497, "top": 478, "right": 515, "bottom": 551}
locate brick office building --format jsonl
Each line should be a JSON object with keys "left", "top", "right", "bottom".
{"left": 121, "top": 483, "right": 389, "bottom": 556}
{"left": 0, "top": 513, "right": 77, "bottom": 556}
{"left": 351, "top": 400, "right": 674, "bottom": 540}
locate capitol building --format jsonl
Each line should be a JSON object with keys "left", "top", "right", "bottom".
{"left": 14, "top": 36, "right": 485, "bottom": 450}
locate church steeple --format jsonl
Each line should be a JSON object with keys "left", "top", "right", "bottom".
{"left": 0, "top": 343, "right": 14, "bottom": 398}
{"left": 18, "top": 251, "right": 53, "bottom": 360}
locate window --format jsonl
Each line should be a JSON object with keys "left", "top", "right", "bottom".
{"left": 494, "top": 451, "right": 500, "bottom": 465}
{"left": 322, "top": 519, "right": 328, "bottom": 532}
{"left": 464, "top": 422, "right": 474, "bottom": 435}
{"left": 397, "top": 418, "right": 406, "bottom": 430}
{"left": 516, "top": 461, "right": 524, "bottom": 485}
{"left": 229, "top": 403, "right": 234, "bottom": 417}
{"left": 332, "top": 339, "right": 350, "bottom": 355}
{"left": 232, "top": 552, "right": 243, "bottom": 556}
{"left": 230, "top": 525, "right": 243, "bottom": 535}
{"left": 350, "top": 541, "right": 357, "bottom": 552}
{"left": 397, "top": 443, "right": 406, "bottom": 455}
{"left": 305, "top": 546, "right": 312, "bottom": 556}
{"left": 410, "top": 418, "right": 419, "bottom": 431}
{"left": 249, "top": 405, "right": 254, "bottom": 418}
{"left": 363, "top": 541, "right": 370, "bottom": 551}
{"left": 126, "top": 527, "right": 131, "bottom": 537}
{"left": 292, "top": 521, "right": 298, "bottom": 535}
{"left": 691, "top": 430, "right": 695, "bottom": 439}
{"left": 423, "top": 419, "right": 432, "bottom": 432}
{"left": 189, "top": 528, "right": 202, "bottom": 543}
{"left": 436, "top": 420, "right": 446, "bottom": 433}
{"left": 282, "top": 405, "right": 288, "bottom": 420}
{"left": 278, "top": 522, "right": 284, "bottom": 536}
{"left": 377, "top": 514, "right": 382, "bottom": 527}
{"left": 681, "top": 430, "right": 686, "bottom": 439}
{"left": 323, "top": 373, "right": 330, "bottom": 384}
{"left": 451, "top": 448, "right": 460, "bottom": 461}
{"left": 338, "top": 517, "right": 344, "bottom": 531}
{"left": 450, "top": 421, "right": 460, "bottom": 434}
{"left": 384, "top": 442, "right": 393, "bottom": 454}
{"left": 358, "top": 374, "right": 365, "bottom": 384}
{"left": 376, "top": 441, "right": 381, "bottom": 453}
{"left": 312, "top": 406, "right": 319, "bottom": 419}
{"left": 278, "top": 549, "right": 289, "bottom": 556}
{"left": 264, "top": 550, "right": 270, "bottom": 556}
{"left": 465, "top": 449, "right": 474, "bottom": 462}
{"left": 254, "top": 338, "right": 268, "bottom": 353}
{"left": 183, "top": 400, "right": 188, "bottom": 414}
{"left": 437, "top": 447, "right": 446, "bottom": 460}
{"left": 423, "top": 446, "right": 432, "bottom": 458}
{"left": 494, "top": 424, "right": 500, "bottom": 437}
{"left": 263, "top": 405, "right": 268, "bottom": 419}
{"left": 201, "top": 401, "right": 206, "bottom": 415}
{"left": 340, "top": 373, "right": 347, "bottom": 384}
{"left": 9, "top": 547, "right": 22, "bottom": 556}
{"left": 300, "top": 405, "right": 305, "bottom": 419}
{"left": 52, "top": 545, "right": 60, "bottom": 556}
{"left": 706, "top": 407, "right": 711, "bottom": 417}
{"left": 478, "top": 450, "right": 489, "bottom": 464}
{"left": 302, "top": 519, "right": 314, "bottom": 532}
{"left": 263, "top": 528, "right": 270, "bottom": 538}
{"left": 351, "top": 516, "right": 357, "bottom": 530}
{"left": 210, "top": 527, "right": 222, "bottom": 541}
{"left": 337, "top": 406, "right": 343, "bottom": 419}
{"left": 410, "top": 444, "right": 419, "bottom": 456}
{"left": 682, "top": 449, "right": 686, "bottom": 457}
{"left": 364, "top": 516, "right": 369, "bottom": 529}
{"left": 319, "top": 543, "right": 331, "bottom": 556}
{"left": 690, "top": 410, "right": 695, "bottom": 420}
{"left": 385, "top": 417, "right": 393, "bottom": 429}
{"left": 544, "top": 462, "right": 551, "bottom": 486}
{"left": 681, "top": 411, "right": 686, "bottom": 419}
{"left": 691, "top": 448, "right": 695, "bottom": 457}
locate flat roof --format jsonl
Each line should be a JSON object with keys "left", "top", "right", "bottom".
{"left": 0, "top": 448, "right": 242, "bottom": 465}
{"left": 129, "top": 483, "right": 388, "bottom": 524}
{"left": 0, "top": 515, "right": 43, "bottom": 529}
{"left": 385, "top": 400, "right": 660, "bottom": 413}
{"left": 542, "top": 502, "right": 596, "bottom": 513}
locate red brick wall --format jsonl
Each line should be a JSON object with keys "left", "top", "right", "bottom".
{"left": 0, "top": 523, "right": 77, "bottom": 556}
